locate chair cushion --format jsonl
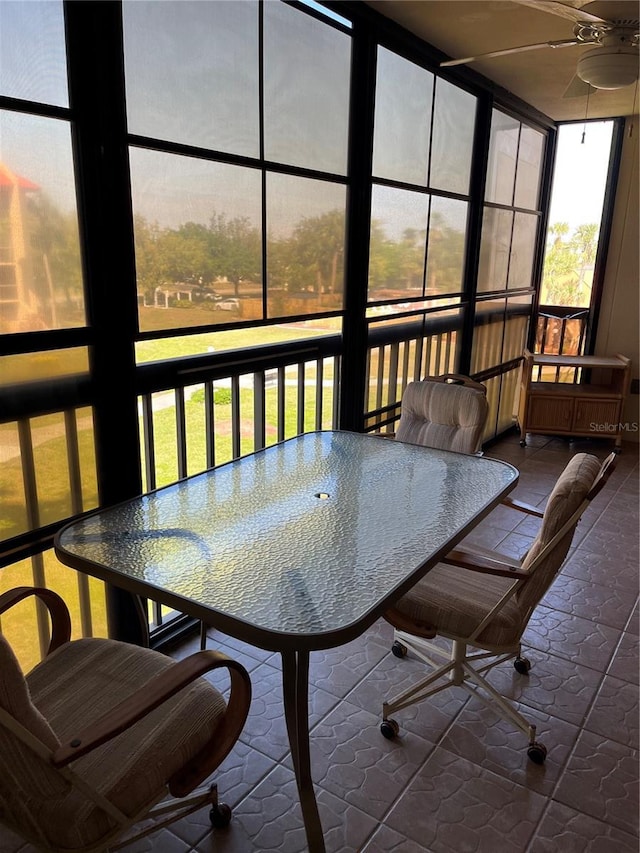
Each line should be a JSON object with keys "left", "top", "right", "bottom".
{"left": 23, "top": 638, "right": 227, "bottom": 850}
{"left": 387, "top": 562, "right": 525, "bottom": 649}
{"left": 395, "top": 380, "right": 489, "bottom": 455}
{"left": 517, "top": 452, "right": 602, "bottom": 614}
{"left": 0, "top": 635, "right": 71, "bottom": 847}
{"left": 0, "top": 633, "right": 58, "bottom": 750}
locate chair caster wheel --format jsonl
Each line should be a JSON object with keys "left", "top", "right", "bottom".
{"left": 391, "top": 640, "right": 407, "bottom": 658}
{"left": 380, "top": 719, "right": 400, "bottom": 739}
{"left": 514, "top": 656, "right": 531, "bottom": 675}
{"left": 209, "top": 802, "right": 232, "bottom": 828}
{"left": 527, "top": 742, "right": 547, "bottom": 765}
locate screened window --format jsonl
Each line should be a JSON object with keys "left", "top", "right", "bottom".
{"left": 123, "top": 0, "right": 259, "bottom": 157}
{"left": 129, "top": 149, "right": 262, "bottom": 319}
{"left": 485, "top": 111, "right": 519, "bottom": 206}
{"left": 264, "top": 1, "right": 351, "bottom": 174}
{"left": 540, "top": 120, "right": 614, "bottom": 309}
{"left": 369, "top": 48, "right": 476, "bottom": 306}
{"left": 430, "top": 79, "right": 476, "bottom": 195}
{"left": 123, "top": 0, "right": 351, "bottom": 337}
{"left": 372, "top": 48, "right": 433, "bottom": 185}
{"left": 266, "top": 174, "right": 346, "bottom": 317}
{"left": 473, "top": 109, "right": 546, "bottom": 375}
{"left": 0, "top": 0, "right": 68, "bottom": 107}
{"left": 0, "top": 1, "right": 84, "bottom": 337}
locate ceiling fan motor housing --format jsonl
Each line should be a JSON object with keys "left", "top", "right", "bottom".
{"left": 576, "top": 24, "right": 639, "bottom": 89}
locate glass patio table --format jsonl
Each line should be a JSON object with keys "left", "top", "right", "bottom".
{"left": 55, "top": 430, "right": 518, "bottom": 852}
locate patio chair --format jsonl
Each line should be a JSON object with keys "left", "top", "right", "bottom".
{"left": 394, "top": 373, "right": 489, "bottom": 455}
{"left": 379, "top": 451, "right": 616, "bottom": 763}
{"left": 0, "top": 586, "right": 252, "bottom": 852}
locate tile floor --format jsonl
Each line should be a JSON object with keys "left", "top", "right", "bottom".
{"left": 2, "top": 433, "right": 638, "bottom": 853}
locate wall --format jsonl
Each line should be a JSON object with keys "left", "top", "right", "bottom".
{"left": 595, "top": 116, "right": 639, "bottom": 442}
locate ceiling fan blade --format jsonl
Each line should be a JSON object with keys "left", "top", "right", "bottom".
{"left": 563, "top": 74, "right": 598, "bottom": 97}
{"left": 440, "top": 39, "right": 580, "bottom": 67}
{"left": 511, "top": 1, "right": 608, "bottom": 25}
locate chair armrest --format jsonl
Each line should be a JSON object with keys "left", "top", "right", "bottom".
{"left": 0, "top": 587, "right": 71, "bottom": 654}
{"left": 501, "top": 496, "right": 544, "bottom": 518}
{"left": 442, "top": 547, "right": 529, "bottom": 579}
{"left": 52, "top": 649, "right": 251, "bottom": 768}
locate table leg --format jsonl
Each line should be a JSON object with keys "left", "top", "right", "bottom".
{"left": 281, "top": 650, "right": 326, "bottom": 853}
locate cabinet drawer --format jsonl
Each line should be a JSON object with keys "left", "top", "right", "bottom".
{"left": 528, "top": 396, "right": 574, "bottom": 430}
{"left": 573, "top": 400, "right": 621, "bottom": 433}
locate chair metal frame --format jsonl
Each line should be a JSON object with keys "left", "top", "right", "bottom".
{"left": 382, "top": 451, "right": 617, "bottom": 763}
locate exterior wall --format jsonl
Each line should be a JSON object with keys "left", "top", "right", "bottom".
{"left": 595, "top": 118, "right": 639, "bottom": 442}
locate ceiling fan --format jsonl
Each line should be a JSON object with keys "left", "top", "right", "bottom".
{"left": 440, "top": 0, "right": 639, "bottom": 97}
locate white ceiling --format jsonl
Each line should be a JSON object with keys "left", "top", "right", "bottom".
{"left": 365, "top": 0, "right": 639, "bottom": 121}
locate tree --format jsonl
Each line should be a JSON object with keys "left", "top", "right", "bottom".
{"left": 570, "top": 222, "right": 598, "bottom": 297}
{"left": 25, "top": 191, "right": 83, "bottom": 323}
{"left": 286, "top": 209, "right": 345, "bottom": 295}
{"left": 540, "top": 221, "right": 599, "bottom": 308}
{"left": 208, "top": 213, "right": 261, "bottom": 295}
{"left": 425, "top": 212, "right": 465, "bottom": 294}
{"left": 367, "top": 220, "right": 396, "bottom": 293}
{"left": 133, "top": 212, "right": 261, "bottom": 302}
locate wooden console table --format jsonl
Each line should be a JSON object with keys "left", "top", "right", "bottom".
{"left": 518, "top": 349, "right": 632, "bottom": 451}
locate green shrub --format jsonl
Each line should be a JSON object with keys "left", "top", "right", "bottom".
{"left": 189, "top": 387, "right": 232, "bottom": 405}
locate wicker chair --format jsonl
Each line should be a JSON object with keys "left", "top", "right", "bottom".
{"left": 380, "top": 451, "right": 616, "bottom": 763}
{"left": 0, "top": 586, "right": 252, "bottom": 852}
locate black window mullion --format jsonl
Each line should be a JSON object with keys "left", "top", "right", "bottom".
{"left": 458, "top": 92, "right": 492, "bottom": 376}
{"left": 65, "top": 0, "right": 145, "bottom": 646}
{"left": 339, "top": 19, "right": 377, "bottom": 431}
{"left": 259, "top": 0, "right": 268, "bottom": 323}
{"left": 64, "top": 0, "right": 141, "bottom": 508}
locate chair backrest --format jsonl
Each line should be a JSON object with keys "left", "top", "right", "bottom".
{"left": 516, "top": 452, "right": 613, "bottom": 617}
{"left": 395, "top": 376, "right": 489, "bottom": 455}
{"left": 0, "top": 634, "right": 69, "bottom": 845}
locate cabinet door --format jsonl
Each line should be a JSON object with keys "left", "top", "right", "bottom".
{"left": 528, "top": 396, "right": 574, "bottom": 431}
{"left": 573, "top": 400, "right": 621, "bottom": 433}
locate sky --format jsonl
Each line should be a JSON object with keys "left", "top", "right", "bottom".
{"left": 547, "top": 120, "right": 615, "bottom": 234}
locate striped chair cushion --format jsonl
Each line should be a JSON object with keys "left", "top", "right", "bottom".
{"left": 387, "top": 562, "right": 525, "bottom": 648}
{"left": 3, "top": 638, "right": 228, "bottom": 850}
{"left": 395, "top": 380, "right": 489, "bottom": 455}
{"left": 0, "top": 633, "right": 58, "bottom": 749}
{"left": 0, "top": 635, "right": 71, "bottom": 847}
{"left": 517, "top": 452, "right": 602, "bottom": 616}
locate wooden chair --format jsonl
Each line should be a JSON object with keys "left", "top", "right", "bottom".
{"left": 0, "top": 586, "right": 252, "bottom": 851}
{"left": 380, "top": 451, "right": 617, "bottom": 763}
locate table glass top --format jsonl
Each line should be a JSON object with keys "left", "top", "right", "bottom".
{"left": 56, "top": 432, "right": 518, "bottom": 646}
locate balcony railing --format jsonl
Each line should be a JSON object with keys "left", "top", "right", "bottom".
{"left": 1, "top": 309, "right": 516, "bottom": 659}
{"left": 533, "top": 305, "right": 589, "bottom": 383}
